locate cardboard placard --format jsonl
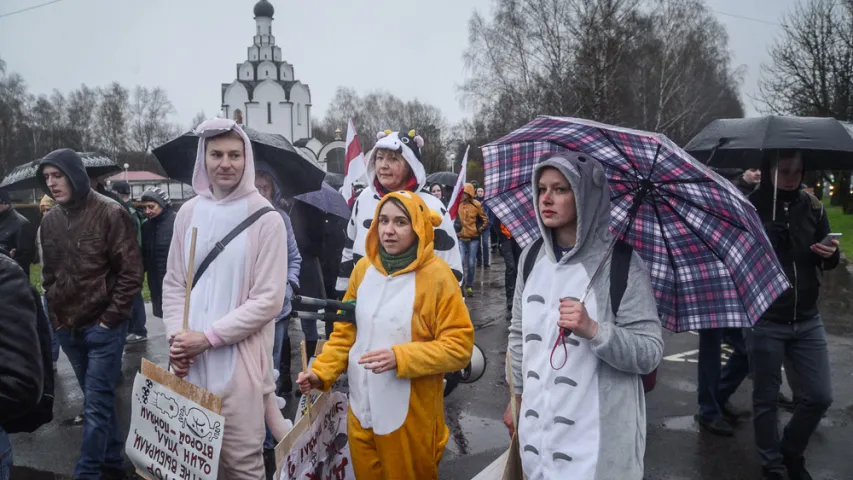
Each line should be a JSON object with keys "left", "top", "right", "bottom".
{"left": 275, "top": 391, "right": 354, "bottom": 480}
{"left": 126, "top": 360, "right": 224, "bottom": 480}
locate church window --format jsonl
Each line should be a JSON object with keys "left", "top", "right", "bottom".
{"left": 267, "top": 102, "right": 272, "bottom": 124}
{"left": 297, "top": 103, "right": 302, "bottom": 125}
{"left": 265, "top": 69, "right": 269, "bottom": 77}
{"left": 264, "top": 54, "right": 268, "bottom": 59}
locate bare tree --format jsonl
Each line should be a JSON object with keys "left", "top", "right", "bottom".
{"left": 128, "top": 86, "right": 176, "bottom": 153}
{"left": 190, "top": 111, "right": 207, "bottom": 130}
{"left": 66, "top": 84, "right": 99, "bottom": 151}
{"left": 96, "top": 82, "right": 130, "bottom": 159}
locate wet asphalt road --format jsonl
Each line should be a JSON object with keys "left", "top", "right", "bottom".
{"left": 9, "top": 253, "right": 853, "bottom": 479}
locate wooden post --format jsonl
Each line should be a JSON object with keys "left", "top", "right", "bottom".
{"left": 183, "top": 227, "right": 198, "bottom": 332}
{"left": 301, "top": 340, "right": 311, "bottom": 419}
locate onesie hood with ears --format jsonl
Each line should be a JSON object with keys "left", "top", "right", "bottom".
{"left": 365, "top": 190, "right": 443, "bottom": 276}
{"left": 532, "top": 151, "right": 612, "bottom": 263}
{"left": 366, "top": 129, "right": 427, "bottom": 190}
{"left": 192, "top": 118, "right": 257, "bottom": 202}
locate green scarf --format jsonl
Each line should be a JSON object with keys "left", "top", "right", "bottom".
{"left": 379, "top": 241, "right": 419, "bottom": 275}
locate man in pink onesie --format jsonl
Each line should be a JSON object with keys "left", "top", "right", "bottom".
{"left": 163, "top": 118, "right": 291, "bottom": 478}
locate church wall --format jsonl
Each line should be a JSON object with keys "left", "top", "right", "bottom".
{"left": 239, "top": 62, "right": 254, "bottom": 81}
{"left": 280, "top": 63, "right": 294, "bottom": 81}
{"left": 223, "top": 83, "right": 250, "bottom": 123}
{"left": 258, "top": 61, "right": 278, "bottom": 80}
{"left": 289, "top": 83, "right": 311, "bottom": 140}
{"left": 256, "top": 18, "right": 272, "bottom": 36}
{"left": 248, "top": 46, "right": 259, "bottom": 61}
{"left": 259, "top": 46, "right": 273, "bottom": 61}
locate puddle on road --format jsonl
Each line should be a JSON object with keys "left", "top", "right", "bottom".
{"left": 658, "top": 415, "right": 701, "bottom": 433}
{"left": 444, "top": 412, "right": 510, "bottom": 456}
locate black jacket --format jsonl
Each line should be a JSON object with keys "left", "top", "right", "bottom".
{"left": 750, "top": 186, "right": 840, "bottom": 323}
{"left": 0, "top": 207, "right": 35, "bottom": 275}
{"left": 141, "top": 207, "right": 176, "bottom": 318}
{"left": 289, "top": 201, "right": 327, "bottom": 303}
{"left": 0, "top": 249, "right": 45, "bottom": 425}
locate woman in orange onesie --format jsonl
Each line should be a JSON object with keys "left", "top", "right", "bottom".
{"left": 297, "top": 190, "right": 474, "bottom": 479}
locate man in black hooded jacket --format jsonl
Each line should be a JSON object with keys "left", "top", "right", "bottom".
{"left": 747, "top": 150, "right": 839, "bottom": 480}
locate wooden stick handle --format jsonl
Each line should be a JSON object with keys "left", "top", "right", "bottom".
{"left": 301, "top": 340, "right": 311, "bottom": 419}
{"left": 182, "top": 227, "right": 198, "bottom": 332}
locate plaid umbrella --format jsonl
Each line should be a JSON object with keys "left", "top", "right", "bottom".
{"left": 482, "top": 116, "right": 790, "bottom": 332}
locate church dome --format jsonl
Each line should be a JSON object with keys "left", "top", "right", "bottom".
{"left": 253, "top": 0, "right": 274, "bottom": 18}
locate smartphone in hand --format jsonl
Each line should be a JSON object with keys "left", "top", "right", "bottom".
{"left": 820, "top": 233, "right": 842, "bottom": 246}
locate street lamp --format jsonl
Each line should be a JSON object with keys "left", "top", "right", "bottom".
{"left": 123, "top": 163, "right": 129, "bottom": 182}
{"left": 449, "top": 153, "right": 456, "bottom": 174}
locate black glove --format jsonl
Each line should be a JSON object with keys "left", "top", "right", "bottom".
{"left": 288, "top": 280, "right": 300, "bottom": 296}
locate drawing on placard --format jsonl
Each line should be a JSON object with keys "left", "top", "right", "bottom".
{"left": 182, "top": 407, "right": 222, "bottom": 442}
{"left": 151, "top": 390, "right": 180, "bottom": 419}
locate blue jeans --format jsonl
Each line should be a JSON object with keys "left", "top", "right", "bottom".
{"left": 477, "top": 230, "right": 491, "bottom": 266}
{"left": 56, "top": 322, "right": 128, "bottom": 479}
{"left": 129, "top": 292, "right": 147, "bottom": 337}
{"left": 746, "top": 316, "right": 832, "bottom": 472}
{"left": 460, "top": 239, "right": 479, "bottom": 287}
{"left": 697, "top": 328, "right": 750, "bottom": 421}
{"left": 42, "top": 297, "right": 60, "bottom": 362}
{"left": 0, "top": 427, "right": 11, "bottom": 480}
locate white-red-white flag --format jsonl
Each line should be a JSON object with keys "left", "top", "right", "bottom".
{"left": 447, "top": 146, "right": 470, "bottom": 220}
{"left": 341, "top": 119, "right": 366, "bottom": 205}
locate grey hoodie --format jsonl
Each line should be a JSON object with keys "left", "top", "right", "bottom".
{"left": 508, "top": 152, "right": 663, "bottom": 480}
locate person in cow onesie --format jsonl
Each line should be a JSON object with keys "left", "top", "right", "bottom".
{"left": 163, "top": 118, "right": 291, "bottom": 479}
{"left": 298, "top": 190, "right": 474, "bottom": 479}
{"left": 504, "top": 152, "right": 663, "bottom": 480}
{"left": 335, "top": 129, "right": 463, "bottom": 299}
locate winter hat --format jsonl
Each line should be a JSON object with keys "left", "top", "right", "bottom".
{"left": 111, "top": 180, "right": 131, "bottom": 195}
{"left": 39, "top": 194, "right": 55, "bottom": 214}
{"left": 141, "top": 187, "right": 171, "bottom": 209}
{"left": 368, "top": 129, "right": 427, "bottom": 189}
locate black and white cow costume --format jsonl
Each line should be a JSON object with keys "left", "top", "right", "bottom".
{"left": 335, "top": 129, "right": 463, "bottom": 297}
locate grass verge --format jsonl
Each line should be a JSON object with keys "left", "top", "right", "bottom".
{"left": 823, "top": 200, "right": 852, "bottom": 256}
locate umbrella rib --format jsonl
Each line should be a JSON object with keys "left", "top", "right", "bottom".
{"left": 647, "top": 144, "right": 663, "bottom": 178}
{"left": 650, "top": 199, "right": 680, "bottom": 331}
{"left": 596, "top": 129, "right": 643, "bottom": 179}
{"left": 654, "top": 188, "right": 749, "bottom": 233}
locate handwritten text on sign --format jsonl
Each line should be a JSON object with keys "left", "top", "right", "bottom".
{"left": 126, "top": 372, "right": 225, "bottom": 480}
{"left": 281, "top": 391, "right": 354, "bottom": 480}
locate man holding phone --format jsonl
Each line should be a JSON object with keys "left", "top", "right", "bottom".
{"left": 747, "top": 151, "right": 840, "bottom": 480}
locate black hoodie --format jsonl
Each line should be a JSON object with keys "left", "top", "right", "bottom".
{"left": 36, "top": 149, "right": 91, "bottom": 205}
{"left": 749, "top": 156, "right": 840, "bottom": 323}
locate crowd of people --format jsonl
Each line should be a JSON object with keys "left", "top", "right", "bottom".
{"left": 0, "top": 118, "right": 842, "bottom": 480}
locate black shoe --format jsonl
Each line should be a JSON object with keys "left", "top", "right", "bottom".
{"left": 720, "top": 402, "right": 752, "bottom": 422}
{"left": 277, "top": 343, "right": 293, "bottom": 397}
{"left": 783, "top": 455, "right": 813, "bottom": 480}
{"left": 695, "top": 415, "right": 735, "bottom": 436}
{"left": 777, "top": 392, "right": 796, "bottom": 412}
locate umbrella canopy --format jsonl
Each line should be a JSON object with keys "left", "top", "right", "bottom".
{"left": 684, "top": 116, "right": 853, "bottom": 170}
{"left": 294, "top": 182, "right": 351, "bottom": 219}
{"left": 482, "top": 116, "right": 790, "bottom": 332}
{"left": 152, "top": 127, "right": 325, "bottom": 197}
{"left": 323, "top": 172, "right": 345, "bottom": 190}
{"left": 1, "top": 152, "right": 120, "bottom": 191}
{"left": 426, "top": 171, "right": 458, "bottom": 187}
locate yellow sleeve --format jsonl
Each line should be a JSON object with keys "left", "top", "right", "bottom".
{"left": 392, "top": 267, "right": 475, "bottom": 379}
{"left": 311, "top": 259, "right": 366, "bottom": 391}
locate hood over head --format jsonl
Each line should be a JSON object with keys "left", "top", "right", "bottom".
{"left": 754, "top": 150, "right": 807, "bottom": 209}
{"left": 255, "top": 161, "right": 283, "bottom": 203}
{"left": 463, "top": 183, "right": 476, "bottom": 199}
{"left": 532, "top": 151, "right": 612, "bottom": 263}
{"left": 111, "top": 180, "right": 130, "bottom": 195}
{"left": 365, "top": 190, "right": 443, "bottom": 276}
{"left": 0, "top": 190, "right": 11, "bottom": 206}
{"left": 37, "top": 148, "right": 91, "bottom": 204}
{"left": 192, "top": 118, "right": 257, "bottom": 202}
{"left": 366, "top": 129, "right": 426, "bottom": 190}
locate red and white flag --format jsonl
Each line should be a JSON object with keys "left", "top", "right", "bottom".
{"left": 447, "top": 146, "right": 470, "bottom": 220}
{"left": 341, "top": 119, "right": 366, "bottom": 205}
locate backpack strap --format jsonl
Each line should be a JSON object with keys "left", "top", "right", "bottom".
{"left": 609, "top": 240, "right": 633, "bottom": 316}
{"left": 192, "top": 206, "right": 276, "bottom": 289}
{"left": 521, "top": 237, "right": 545, "bottom": 285}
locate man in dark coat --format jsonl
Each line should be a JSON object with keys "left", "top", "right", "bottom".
{"left": 0, "top": 190, "right": 35, "bottom": 276}
{"left": 140, "top": 187, "right": 176, "bottom": 320}
{"left": 747, "top": 150, "right": 839, "bottom": 480}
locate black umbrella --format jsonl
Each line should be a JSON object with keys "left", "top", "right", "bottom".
{"left": 294, "top": 182, "right": 351, "bottom": 219}
{"left": 1, "top": 152, "right": 121, "bottom": 191}
{"left": 152, "top": 127, "right": 325, "bottom": 197}
{"left": 426, "top": 171, "right": 458, "bottom": 187}
{"left": 684, "top": 116, "right": 853, "bottom": 169}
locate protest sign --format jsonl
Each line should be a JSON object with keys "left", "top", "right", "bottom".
{"left": 276, "top": 391, "right": 354, "bottom": 480}
{"left": 126, "top": 360, "right": 224, "bottom": 480}
{"left": 294, "top": 341, "right": 349, "bottom": 424}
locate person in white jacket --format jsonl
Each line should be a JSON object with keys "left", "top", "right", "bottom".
{"left": 335, "top": 129, "right": 463, "bottom": 298}
{"left": 504, "top": 151, "right": 663, "bottom": 480}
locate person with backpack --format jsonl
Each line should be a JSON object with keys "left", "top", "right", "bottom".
{"left": 0, "top": 247, "right": 54, "bottom": 480}
{"left": 747, "top": 151, "right": 838, "bottom": 480}
{"left": 503, "top": 152, "right": 663, "bottom": 480}
{"left": 162, "top": 119, "right": 291, "bottom": 479}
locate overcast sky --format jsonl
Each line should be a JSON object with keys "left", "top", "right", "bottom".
{"left": 0, "top": 0, "right": 798, "bottom": 129}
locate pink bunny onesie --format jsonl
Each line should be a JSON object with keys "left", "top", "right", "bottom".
{"left": 162, "top": 118, "right": 290, "bottom": 478}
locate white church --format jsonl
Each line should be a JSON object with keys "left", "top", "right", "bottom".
{"left": 220, "top": 0, "right": 345, "bottom": 173}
